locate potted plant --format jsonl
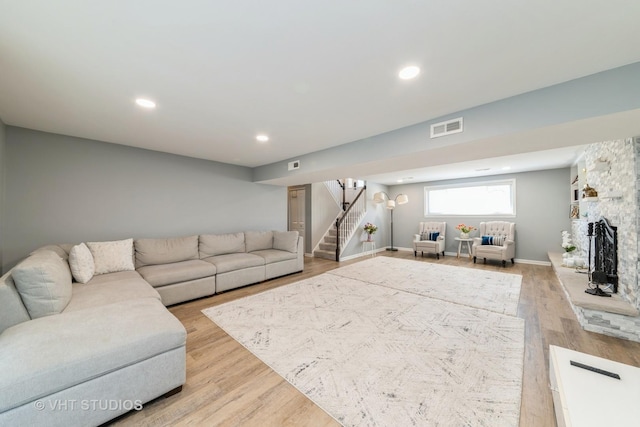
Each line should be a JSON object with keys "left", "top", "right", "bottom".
{"left": 561, "top": 231, "right": 577, "bottom": 266}
{"left": 363, "top": 223, "right": 378, "bottom": 241}
{"left": 455, "top": 223, "right": 476, "bottom": 239}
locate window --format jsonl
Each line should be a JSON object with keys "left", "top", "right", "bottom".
{"left": 424, "top": 179, "right": 516, "bottom": 216}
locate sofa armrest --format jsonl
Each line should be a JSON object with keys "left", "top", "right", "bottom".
{"left": 413, "top": 234, "right": 421, "bottom": 242}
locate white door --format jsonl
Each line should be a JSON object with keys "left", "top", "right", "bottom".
{"left": 288, "top": 188, "right": 305, "bottom": 236}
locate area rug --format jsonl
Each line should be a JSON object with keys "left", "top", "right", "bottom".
{"left": 202, "top": 260, "right": 525, "bottom": 426}
{"left": 328, "top": 257, "right": 523, "bottom": 316}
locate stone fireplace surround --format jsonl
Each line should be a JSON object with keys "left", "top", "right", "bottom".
{"left": 555, "top": 137, "right": 640, "bottom": 342}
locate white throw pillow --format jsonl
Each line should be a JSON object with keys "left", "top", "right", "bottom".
{"left": 69, "top": 243, "right": 95, "bottom": 283}
{"left": 86, "top": 238, "right": 135, "bottom": 275}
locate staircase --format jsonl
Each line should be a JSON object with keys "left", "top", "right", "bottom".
{"left": 313, "top": 228, "right": 338, "bottom": 260}
{"left": 313, "top": 180, "right": 367, "bottom": 261}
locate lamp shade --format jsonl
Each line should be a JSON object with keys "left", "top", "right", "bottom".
{"left": 386, "top": 200, "right": 396, "bottom": 209}
{"left": 373, "top": 192, "right": 385, "bottom": 203}
{"left": 396, "top": 194, "right": 409, "bottom": 205}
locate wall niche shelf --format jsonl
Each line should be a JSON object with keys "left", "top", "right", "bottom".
{"left": 582, "top": 197, "right": 598, "bottom": 203}
{"left": 600, "top": 191, "right": 623, "bottom": 200}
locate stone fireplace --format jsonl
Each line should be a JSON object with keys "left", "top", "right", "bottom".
{"left": 566, "top": 137, "right": 640, "bottom": 341}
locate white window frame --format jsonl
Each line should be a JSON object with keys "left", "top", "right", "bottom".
{"left": 424, "top": 179, "right": 516, "bottom": 217}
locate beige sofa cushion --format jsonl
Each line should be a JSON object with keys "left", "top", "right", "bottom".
{"left": 245, "top": 230, "right": 273, "bottom": 252}
{"left": 135, "top": 235, "right": 199, "bottom": 268}
{"left": 64, "top": 271, "right": 161, "bottom": 312}
{"left": 137, "top": 260, "right": 217, "bottom": 288}
{"left": 30, "top": 244, "right": 70, "bottom": 261}
{"left": 0, "top": 272, "right": 31, "bottom": 333}
{"left": 11, "top": 251, "right": 72, "bottom": 319}
{"left": 0, "top": 298, "right": 186, "bottom": 413}
{"left": 251, "top": 249, "right": 297, "bottom": 263}
{"left": 199, "top": 232, "right": 245, "bottom": 258}
{"left": 273, "top": 231, "right": 299, "bottom": 253}
{"left": 68, "top": 243, "right": 95, "bottom": 284}
{"left": 87, "top": 239, "right": 135, "bottom": 275}
{"left": 202, "top": 253, "right": 265, "bottom": 274}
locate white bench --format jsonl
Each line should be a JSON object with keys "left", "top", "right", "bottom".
{"left": 549, "top": 345, "right": 640, "bottom": 427}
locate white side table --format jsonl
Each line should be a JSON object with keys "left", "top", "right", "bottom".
{"left": 454, "top": 237, "right": 473, "bottom": 259}
{"left": 362, "top": 241, "right": 376, "bottom": 257}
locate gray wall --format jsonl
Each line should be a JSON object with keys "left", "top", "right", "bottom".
{"left": 0, "top": 118, "right": 5, "bottom": 270}
{"left": 3, "top": 127, "right": 287, "bottom": 272}
{"left": 389, "top": 168, "right": 570, "bottom": 262}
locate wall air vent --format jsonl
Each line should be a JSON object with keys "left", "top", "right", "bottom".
{"left": 430, "top": 117, "right": 464, "bottom": 138}
{"left": 288, "top": 160, "right": 301, "bottom": 171}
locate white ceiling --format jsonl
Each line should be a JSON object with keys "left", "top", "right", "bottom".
{"left": 1, "top": 1, "right": 640, "bottom": 182}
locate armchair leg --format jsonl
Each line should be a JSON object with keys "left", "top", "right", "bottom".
{"left": 473, "top": 256, "right": 477, "bottom": 264}
{"left": 414, "top": 250, "right": 417, "bottom": 257}
{"left": 511, "top": 258, "right": 515, "bottom": 264}
{"left": 436, "top": 253, "right": 439, "bottom": 259}
{"left": 483, "top": 258, "right": 487, "bottom": 264}
{"left": 502, "top": 260, "right": 506, "bottom": 267}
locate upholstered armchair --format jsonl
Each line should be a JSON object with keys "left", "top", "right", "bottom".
{"left": 413, "top": 222, "right": 446, "bottom": 259}
{"left": 472, "top": 221, "right": 515, "bottom": 267}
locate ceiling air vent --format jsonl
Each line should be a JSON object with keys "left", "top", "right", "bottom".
{"left": 430, "top": 117, "right": 463, "bottom": 139}
{"left": 288, "top": 160, "right": 301, "bottom": 171}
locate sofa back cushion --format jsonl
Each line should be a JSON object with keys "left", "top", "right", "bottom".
{"left": 30, "top": 244, "right": 71, "bottom": 261}
{"left": 273, "top": 231, "right": 299, "bottom": 253}
{"left": 0, "top": 271, "right": 31, "bottom": 333}
{"left": 11, "top": 250, "right": 72, "bottom": 319}
{"left": 134, "top": 235, "right": 199, "bottom": 268}
{"left": 245, "top": 231, "right": 274, "bottom": 252}
{"left": 199, "top": 232, "right": 245, "bottom": 258}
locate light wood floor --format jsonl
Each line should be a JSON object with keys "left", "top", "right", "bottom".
{"left": 111, "top": 252, "right": 640, "bottom": 426}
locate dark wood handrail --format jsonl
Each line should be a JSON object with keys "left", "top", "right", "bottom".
{"left": 335, "top": 185, "right": 366, "bottom": 261}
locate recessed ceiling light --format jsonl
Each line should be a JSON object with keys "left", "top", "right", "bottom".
{"left": 135, "top": 98, "right": 156, "bottom": 109}
{"left": 256, "top": 134, "right": 269, "bottom": 142}
{"left": 398, "top": 66, "right": 420, "bottom": 80}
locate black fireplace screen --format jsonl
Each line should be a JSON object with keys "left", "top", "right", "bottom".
{"left": 591, "top": 217, "right": 618, "bottom": 293}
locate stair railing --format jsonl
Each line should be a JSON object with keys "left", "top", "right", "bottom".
{"left": 335, "top": 186, "right": 367, "bottom": 261}
{"left": 324, "top": 180, "right": 344, "bottom": 209}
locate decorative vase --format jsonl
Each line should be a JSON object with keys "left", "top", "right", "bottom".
{"left": 460, "top": 232, "right": 470, "bottom": 239}
{"left": 562, "top": 251, "right": 573, "bottom": 267}
{"left": 367, "top": 234, "right": 373, "bottom": 242}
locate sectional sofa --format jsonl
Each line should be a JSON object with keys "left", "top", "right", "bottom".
{"left": 0, "top": 230, "right": 303, "bottom": 426}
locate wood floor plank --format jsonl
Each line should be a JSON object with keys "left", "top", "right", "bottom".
{"left": 109, "top": 252, "right": 640, "bottom": 426}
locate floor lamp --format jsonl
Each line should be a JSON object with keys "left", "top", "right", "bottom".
{"left": 373, "top": 192, "right": 409, "bottom": 251}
